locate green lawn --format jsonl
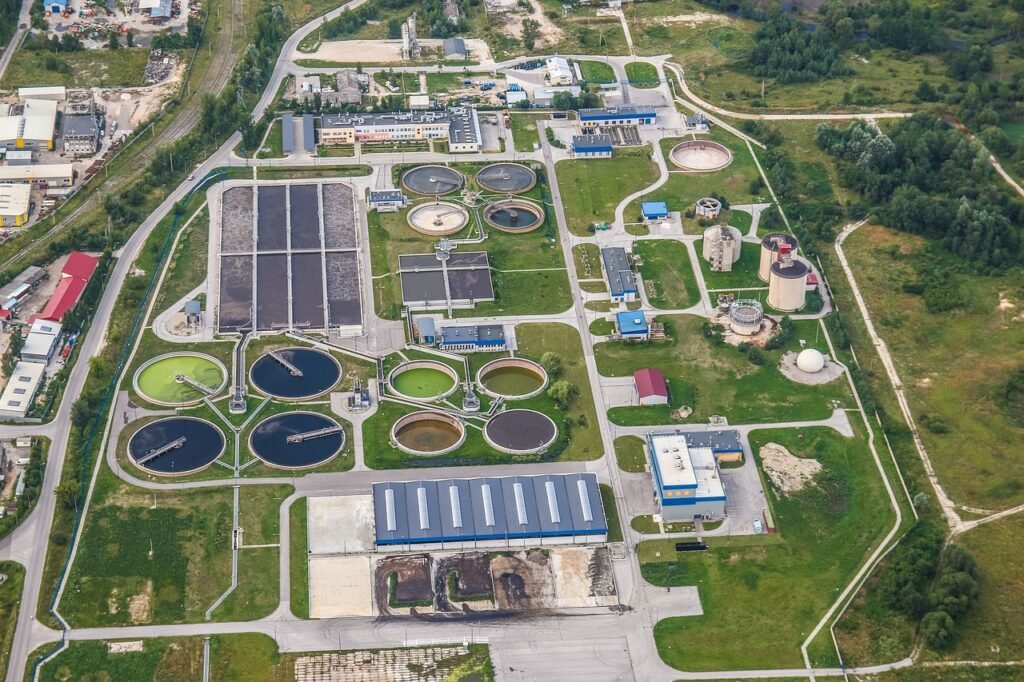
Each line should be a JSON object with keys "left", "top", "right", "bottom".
{"left": 556, "top": 147, "right": 659, "bottom": 236}
{"left": 256, "top": 119, "right": 286, "bottom": 158}
{"left": 597, "top": 315, "right": 850, "bottom": 425}
{"left": 317, "top": 144, "right": 356, "bottom": 157}
{"left": 698, "top": 240, "right": 765, "bottom": 291}
{"left": 0, "top": 48, "right": 151, "bottom": 88}
{"left": 578, "top": 59, "right": 616, "bottom": 84}
{"left": 633, "top": 240, "right": 700, "bottom": 309}
{"left": 644, "top": 425, "right": 892, "bottom": 670}
{"left": 627, "top": 129, "right": 764, "bottom": 221}
{"left": 152, "top": 206, "right": 209, "bottom": 314}
{"left": 631, "top": 514, "right": 661, "bottom": 534}
{"left": 589, "top": 317, "right": 613, "bottom": 336}
{"left": 572, "top": 243, "right": 600, "bottom": 280}
{"left": 289, "top": 498, "right": 309, "bottom": 619}
{"left": 510, "top": 113, "right": 546, "bottom": 152}
{"left": 625, "top": 60, "right": 659, "bottom": 87}
{"left": 0, "top": 561, "right": 24, "bottom": 682}
{"left": 37, "top": 638, "right": 205, "bottom": 682}
{"left": 614, "top": 435, "right": 647, "bottom": 473}
{"left": 600, "top": 484, "right": 623, "bottom": 543}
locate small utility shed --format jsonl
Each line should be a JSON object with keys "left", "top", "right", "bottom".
{"left": 372, "top": 473, "right": 608, "bottom": 550}
{"left": 641, "top": 201, "right": 669, "bottom": 220}
{"left": 633, "top": 368, "right": 668, "bottom": 406}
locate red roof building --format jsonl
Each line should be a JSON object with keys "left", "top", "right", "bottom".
{"left": 634, "top": 368, "right": 669, "bottom": 406}
{"left": 806, "top": 271, "right": 819, "bottom": 291}
{"left": 30, "top": 251, "right": 99, "bottom": 324}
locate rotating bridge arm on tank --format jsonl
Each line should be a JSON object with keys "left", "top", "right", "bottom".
{"left": 268, "top": 349, "right": 303, "bottom": 376}
{"left": 286, "top": 425, "right": 344, "bottom": 443}
{"left": 138, "top": 436, "right": 187, "bottom": 465}
{"left": 175, "top": 373, "right": 217, "bottom": 396}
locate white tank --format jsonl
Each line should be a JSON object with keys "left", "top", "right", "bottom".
{"left": 796, "top": 348, "right": 826, "bottom": 373}
{"left": 768, "top": 259, "right": 808, "bottom": 311}
{"left": 702, "top": 225, "right": 742, "bottom": 272}
{"left": 695, "top": 196, "right": 722, "bottom": 218}
{"left": 758, "top": 233, "right": 799, "bottom": 282}
{"left": 728, "top": 299, "right": 763, "bottom": 336}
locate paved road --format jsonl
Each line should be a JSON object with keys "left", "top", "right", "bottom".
{"left": 0, "top": 0, "right": 31, "bottom": 82}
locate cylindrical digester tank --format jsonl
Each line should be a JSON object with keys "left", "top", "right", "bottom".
{"left": 758, "top": 233, "right": 799, "bottom": 282}
{"left": 702, "top": 225, "right": 743, "bottom": 265}
{"left": 728, "top": 299, "right": 763, "bottom": 336}
{"left": 768, "top": 259, "right": 809, "bottom": 311}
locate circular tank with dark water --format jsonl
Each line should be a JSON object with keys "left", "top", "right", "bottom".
{"left": 250, "top": 347, "right": 341, "bottom": 400}
{"left": 128, "top": 417, "right": 226, "bottom": 475}
{"left": 475, "top": 163, "right": 537, "bottom": 194}
{"left": 477, "top": 358, "right": 548, "bottom": 399}
{"left": 484, "top": 409, "right": 557, "bottom": 454}
{"left": 483, "top": 199, "right": 544, "bottom": 233}
{"left": 391, "top": 411, "right": 466, "bottom": 455}
{"left": 388, "top": 360, "right": 459, "bottom": 401}
{"left": 401, "top": 165, "right": 465, "bottom": 195}
{"left": 248, "top": 411, "right": 345, "bottom": 469}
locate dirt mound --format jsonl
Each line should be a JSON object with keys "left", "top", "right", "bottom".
{"left": 760, "top": 442, "right": 821, "bottom": 494}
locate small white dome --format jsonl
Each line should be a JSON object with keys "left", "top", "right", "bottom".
{"left": 796, "top": 348, "right": 826, "bottom": 373}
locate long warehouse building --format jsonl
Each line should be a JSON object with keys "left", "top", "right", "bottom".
{"left": 373, "top": 473, "right": 608, "bottom": 550}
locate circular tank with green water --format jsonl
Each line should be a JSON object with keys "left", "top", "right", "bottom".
{"left": 388, "top": 360, "right": 459, "bottom": 401}
{"left": 134, "top": 352, "right": 228, "bottom": 406}
{"left": 477, "top": 358, "right": 548, "bottom": 400}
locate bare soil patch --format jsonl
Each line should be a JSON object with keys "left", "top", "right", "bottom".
{"left": 759, "top": 442, "right": 821, "bottom": 495}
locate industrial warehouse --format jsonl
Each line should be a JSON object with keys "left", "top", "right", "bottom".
{"left": 214, "top": 181, "right": 363, "bottom": 334}
{"left": 647, "top": 430, "right": 742, "bottom": 522}
{"left": 372, "top": 473, "right": 608, "bottom": 550}
{"left": 319, "top": 108, "right": 482, "bottom": 152}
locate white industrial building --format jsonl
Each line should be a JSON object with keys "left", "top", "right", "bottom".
{"left": 648, "top": 431, "right": 727, "bottom": 521}
{"left": 545, "top": 57, "right": 574, "bottom": 85}
{"left": 0, "top": 361, "right": 45, "bottom": 419}
{"left": 0, "top": 184, "right": 31, "bottom": 226}
{"left": 21, "top": 319, "right": 62, "bottom": 364}
{"left": 18, "top": 86, "right": 66, "bottom": 102}
{"left": 0, "top": 99, "right": 58, "bottom": 151}
{"left": 0, "top": 164, "right": 74, "bottom": 187}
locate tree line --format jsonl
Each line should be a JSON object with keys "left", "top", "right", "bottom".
{"left": 815, "top": 115, "right": 1024, "bottom": 270}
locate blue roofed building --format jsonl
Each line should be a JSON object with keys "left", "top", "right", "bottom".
{"left": 302, "top": 114, "right": 316, "bottom": 152}
{"left": 281, "top": 113, "right": 294, "bottom": 154}
{"left": 372, "top": 473, "right": 608, "bottom": 550}
{"left": 48, "top": 0, "right": 67, "bottom": 12}
{"left": 368, "top": 189, "right": 407, "bottom": 212}
{"left": 571, "top": 134, "right": 612, "bottom": 158}
{"left": 439, "top": 324, "right": 506, "bottom": 353}
{"left": 647, "top": 431, "right": 727, "bottom": 522}
{"left": 641, "top": 201, "right": 669, "bottom": 220}
{"left": 579, "top": 105, "right": 656, "bottom": 128}
{"left": 615, "top": 311, "right": 649, "bottom": 341}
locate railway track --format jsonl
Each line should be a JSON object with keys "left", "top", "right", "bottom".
{"left": 0, "top": 0, "right": 242, "bottom": 274}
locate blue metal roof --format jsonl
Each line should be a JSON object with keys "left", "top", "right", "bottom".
{"left": 578, "top": 105, "right": 656, "bottom": 121}
{"left": 616, "top": 311, "right": 648, "bottom": 335}
{"left": 641, "top": 201, "right": 669, "bottom": 218}
{"left": 302, "top": 114, "right": 316, "bottom": 151}
{"left": 281, "top": 113, "right": 294, "bottom": 154}
{"left": 572, "top": 134, "right": 612, "bottom": 151}
{"left": 373, "top": 473, "right": 607, "bottom": 545}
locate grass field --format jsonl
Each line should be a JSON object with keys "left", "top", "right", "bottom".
{"left": 597, "top": 315, "right": 849, "bottom": 425}
{"left": 37, "top": 638, "right": 205, "bottom": 682}
{"left": 614, "top": 435, "right": 646, "bottom": 473}
{"left": 578, "top": 60, "right": 616, "bottom": 84}
{"left": 600, "top": 484, "right": 623, "bottom": 543}
{"left": 625, "top": 60, "right": 659, "bottom": 87}
{"left": 589, "top": 317, "right": 613, "bottom": 336}
{"left": 844, "top": 225, "right": 1024, "bottom": 509}
{"left": 289, "top": 498, "right": 309, "bottom": 619}
{"left": 644, "top": 425, "right": 892, "bottom": 670}
{"left": 1000, "top": 121, "right": 1024, "bottom": 145}
{"left": 510, "top": 113, "right": 546, "bottom": 152}
{"left": 0, "top": 561, "right": 24, "bottom": 682}
{"left": 698, "top": 241, "right": 765, "bottom": 291}
{"left": 633, "top": 240, "right": 700, "bottom": 309}
{"left": 572, "top": 243, "right": 601, "bottom": 280}
{"left": 152, "top": 206, "right": 209, "bottom": 314}
{"left": 0, "top": 48, "right": 151, "bottom": 88}
{"left": 556, "top": 147, "right": 659, "bottom": 236}
{"left": 256, "top": 119, "right": 285, "bottom": 159}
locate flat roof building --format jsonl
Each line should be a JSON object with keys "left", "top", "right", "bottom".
{"left": 330, "top": 70, "right": 364, "bottom": 106}
{"left": 615, "top": 311, "right": 649, "bottom": 340}
{"left": 571, "top": 134, "right": 612, "bottom": 158}
{"left": 320, "top": 108, "right": 481, "bottom": 152}
{"left": 647, "top": 431, "right": 726, "bottom": 521}
{"left": 368, "top": 189, "right": 407, "bottom": 212}
{"left": 18, "top": 86, "right": 66, "bottom": 102}
{"left": 0, "top": 184, "right": 31, "bottom": 227}
{"left": 532, "top": 85, "right": 581, "bottom": 107}
{"left": 439, "top": 324, "right": 506, "bottom": 352}
{"left": 302, "top": 114, "right": 316, "bottom": 152}
{"left": 641, "top": 201, "right": 669, "bottom": 220}
{"left": 61, "top": 114, "right": 101, "bottom": 157}
{"left": 579, "top": 105, "right": 656, "bottom": 127}
{"left": 21, "top": 319, "right": 61, "bottom": 364}
{"left": 0, "top": 164, "right": 73, "bottom": 187}
{"left": 601, "top": 247, "right": 637, "bottom": 302}
{"left": 4, "top": 150, "right": 33, "bottom": 165}
{"left": 373, "top": 473, "right": 608, "bottom": 549}
{"left": 0, "top": 361, "right": 45, "bottom": 419}
{"left": 281, "top": 112, "right": 294, "bottom": 154}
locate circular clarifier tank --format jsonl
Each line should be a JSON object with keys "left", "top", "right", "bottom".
{"left": 477, "top": 358, "right": 548, "bottom": 400}
{"left": 248, "top": 411, "right": 345, "bottom": 469}
{"left": 401, "top": 165, "right": 465, "bottom": 195}
{"left": 250, "top": 347, "right": 341, "bottom": 400}
{"left": 388, "top": 360, "right": 459, "bottom": 401}
{"left": 134, "top": 352, "right": 227, "bottom": 406}
{"left": 475, "top": 163, "right": 537, "bottom": 194}
{"left": 669, "top": 140, "right": 733, "bottom": 172}
{"left": 391, "top": 410, "right": 466, "bottom": 455}
{"left": 128, "top": 417, "right": 226, "bottom": 476}
{"left": 484, "top": 409, "right": 557, "bottom": 454}
{"left": 407, "top": 201, "right": 470, "bottom": 236}
{"left": 482, "top": 198, "right": 544, "bottom": 233}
